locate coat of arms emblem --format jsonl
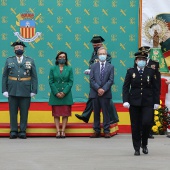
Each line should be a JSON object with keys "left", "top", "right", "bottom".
{"left": 14, "top": 12, "right": 41, "bottom": 42}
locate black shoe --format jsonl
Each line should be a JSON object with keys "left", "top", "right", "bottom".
{"left": 142, "top": 146, "right": 148, "bottom": 154}
{"left": 10, "top": 134, "right": 17, "bottom": 139}
{"left": 148, "top": 133, "right": 154, "bottom": 139}
{"left": 75, "top": 114, "right": 88, "bottom": 123}
{"left": 18, "top": 132, "right": 27, "bottom": 139}
{"left": 134, "top": 150, "right": 140, "bottom": 156}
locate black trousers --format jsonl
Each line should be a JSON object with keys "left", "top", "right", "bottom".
{"left": 129, "top": 105, "right": 154, "bottom": 151}
{"left": 8, "top": 96, "right": 31, "bottom": 135}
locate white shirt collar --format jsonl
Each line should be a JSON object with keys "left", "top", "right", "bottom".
{"left": 137, "top": 66, "right": 144, "bottom": 71}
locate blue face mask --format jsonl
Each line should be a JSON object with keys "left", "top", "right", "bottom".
{"left": 98, "top": 55, "right": 106, "bottom": 62}
{"left": 137, "top": 60, "right": 146, "bottom": 68}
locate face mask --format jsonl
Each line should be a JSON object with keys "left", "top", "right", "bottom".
{"left": 15, "top": 49, "right": 24, "bottom": 55}
{"left": 94, "top": 47, "right": 100, "bottom": 52}
{"left": 58, "top": 59, "right": 66, "bottom": 64}
{"left": 98, "top": 55, "right": 106, "bottom": 62}
{"left": 137, "top": 60, "right": 146, "bottom": 68}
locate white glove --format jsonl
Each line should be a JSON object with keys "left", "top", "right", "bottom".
{"left": 154, "top": 104, "right": 160, "bottom": 110}
{"left": 84, "top": 69, "right": 91, "bottom": 75}
{"left": 30, "top": 93, "right": 36, "bottom": 97}
{"left": 3, "top": 92, "right": 9, "bottom": 98}
{"left": 123, "top": 102, "right": 130, "bottom": 108}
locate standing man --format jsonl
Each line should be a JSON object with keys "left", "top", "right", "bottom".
{"left": 2, "top": 41, "right": 38, "bottom": 139}
{"left": 122, "top": 52, "right": 160, "bottom": 155}
{"left": 75, "top": 36, "right": 118, "bottom": 124}
{"left": 139, "top": 46, "right": 161, "bottom": 139}
{"left": 89, "top": 47, "right": 114, "bottom": 138}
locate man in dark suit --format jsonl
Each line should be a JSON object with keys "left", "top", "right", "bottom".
{"left": 75, "top": 36, "right": 118, "bottom": 124}
{"left": 89, "top": 47, "right": 114, "bottom": 138}
{"left": 139, "top": 46, "right": 161, "bottom": 139}
{"left": 122, "top": 51, "right": 160, "bottom": 155}
{"left": 2, "top": 41, "right": 38, "bottom": 139}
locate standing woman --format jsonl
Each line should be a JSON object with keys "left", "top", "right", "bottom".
{"left": 49, "top": 51, "right": 73, "bottom": 138}
{"left": 122, "top": 52, "right": 160, "bottom": 156}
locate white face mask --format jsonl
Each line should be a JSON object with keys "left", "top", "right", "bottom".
{"left": 137, "top": 60, "right": 146, "bottom": 68}
{"left": 98, "top": 55, "right": 106, "bottom": 62}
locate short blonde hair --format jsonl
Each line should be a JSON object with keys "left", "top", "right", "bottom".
{"left": 97, "top": 46, "right": 107, "bottom": 55}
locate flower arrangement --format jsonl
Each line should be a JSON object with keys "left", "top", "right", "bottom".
{"left": 152, "top": 103, "right": 169, "bottom": 135}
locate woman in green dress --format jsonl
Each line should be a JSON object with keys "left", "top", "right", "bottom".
{"left": 49, "top": 51, "right": 74, "bottom": 138}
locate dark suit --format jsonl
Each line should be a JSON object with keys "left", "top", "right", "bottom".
{"left": 123, "top": 66, "right": 160, "bottom": 151}
{"left": 2, "top": 56, "right": 38, "bottom": 137}
{"left": 89, "top": 62, "right": 114, "bottom": 133}
{"left": 80, "top": 51, "right": 118, "bottom": 123}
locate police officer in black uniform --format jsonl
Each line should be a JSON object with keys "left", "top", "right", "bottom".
{"left": 2, "top": 41, "right": 38, "bottom": 139}
{"left": 122, "top": 51, "right": 160, "bottom": 156}
{"left": 139, "top": 46, "right": 161, "bottom": 139}
{"left": 75, "top": 36, "right": 119, "bottom": 124}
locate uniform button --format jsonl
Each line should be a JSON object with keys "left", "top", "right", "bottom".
{"left": 62, "top": 82, "right": 64, "bottom": 83}
{"left": 141, "top": 83, "right": 143, "bottom": 85}
{"left": 62, "top": 88, "right": 63, "bottom": 89}
{"left": 141, "top": 78, "right": 142, "bottom": 80}
{"left": 141, "top": 88, "right": 143, "bottom": 90}
{"left": 141, "top": 93, "right": 142, "bottom": 95}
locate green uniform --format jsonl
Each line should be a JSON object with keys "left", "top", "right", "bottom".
{"left": 2, "top": 55, "right": 38, "bottom": 137}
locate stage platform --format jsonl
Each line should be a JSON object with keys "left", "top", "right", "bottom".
{"left": 0, "top": 102, "right": 131, "bottom": 137}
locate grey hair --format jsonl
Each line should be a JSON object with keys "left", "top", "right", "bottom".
{"left": 97, "top": 46, "right": 107, "bottom": 55}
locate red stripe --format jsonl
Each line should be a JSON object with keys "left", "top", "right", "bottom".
{"left": 0, "top": 102, "right": 127, "bottom": 112}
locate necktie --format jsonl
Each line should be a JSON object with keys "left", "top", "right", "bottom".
{"left": 100, "top": 63, "right": 104, "bottom": 81}
{"left": 139, "top": 69, "right": 143, "bottom": 76}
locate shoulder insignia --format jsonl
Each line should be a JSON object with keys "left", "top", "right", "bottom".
{"left": 127, "top": 67, "right": 134, "bottom": 70}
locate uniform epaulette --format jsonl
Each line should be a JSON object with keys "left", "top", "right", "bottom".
{"left": 127, "top": 67, "right": 134, "bottom": 70}
{"left": 146, "top": 66, "right": 153, "bottom": 69}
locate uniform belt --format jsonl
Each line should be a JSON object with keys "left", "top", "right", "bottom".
{"left": 8, "top": 76, "right": 31, "bottom": 81}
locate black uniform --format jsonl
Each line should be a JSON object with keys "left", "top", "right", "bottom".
{"left": 123, "top": 66, "right": 160, "bottom": 151}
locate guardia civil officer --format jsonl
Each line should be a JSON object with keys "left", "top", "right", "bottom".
{"left": 75, "top": 36, "right": 119, "bottom": 124}
{"left": 2, "top": 41, "right": 38, "bottom": 139}
{"left": 122, "top": 51, "right": 160, "bottom": 156}
{"left": 139, "top": 46, "right": 161, "bottom": 139}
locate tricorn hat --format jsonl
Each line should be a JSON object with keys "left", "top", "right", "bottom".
{"left": 138, "top": 46, "right": 150, "bottom": 53}
{"left": 11, "top": 41, "right": 27, "bottom": 47}
{"left": 90, "top": 36, "right": 105, "bottom": 43}
{"left": 134, "top": 51, "right": 148, "bottom": 59}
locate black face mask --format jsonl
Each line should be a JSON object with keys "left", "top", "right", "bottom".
{"left": 58, "top": 59, "right": 66, "bottom": 64}
{"left": 94, "top": 47, "right": 100, "bottom": 52}
{"left": 15, "top": 49, "right": 24, "bottom": 55}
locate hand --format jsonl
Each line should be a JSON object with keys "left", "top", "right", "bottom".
{"left": 30, "top": 93, "right": 36, "bottom": 97}
{"left": 60, "top": 92, "right": 65, "bottom": 98}
{"left": 3, "top": 91, "right": 9, "bottom": 98}
{"left": 166, "top": 80, "right": 170, "bottom": 84}
{"left": 123, "top": 102, "right": 130, "bottom": 108}
{"left": 154, "top": 104, "right": 160, "bottom": 110}
{"left": 98, "top": 88, "right": 105, "bottom": 96}
{"left": 84, "top": 69, "right": 91, "bottom": 75}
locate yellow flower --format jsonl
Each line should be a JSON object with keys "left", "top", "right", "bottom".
{"left": 152, "top": 126, "right": 158, "bottom": 132}
{"left": 154, "top": 116, "right": 159, "bottom": 121}
{"left": 156, "top": 121, "right": 161, "bottom": 127}
{"left": 154, "top": 110, "right": 159, "bottom": 115}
